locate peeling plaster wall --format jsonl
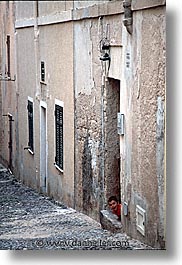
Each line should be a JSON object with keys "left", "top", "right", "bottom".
{"left": 74, "top": 14, "right": 123, "bottom": 220}
{"left": 74, "top": 18, "right": 103, "bottom": 220}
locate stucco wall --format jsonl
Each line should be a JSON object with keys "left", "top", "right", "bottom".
{"left": 39, "top": 22, "right": 74, "bottom": 207}
{"left": 0, "top": 0, "right": 166, "bottom": 249}
{"left": 15, "top": 27, "right": 37, "bottom": 187}
{"left": 15, "top": 11, "right": 74, "bottom": 207}
{"left": 15, "top": 1, "right": 34, "bottom": 20}
{"left": 74, "top": 13, "right": 123, "bottom": 220}
{"left": 73, "top": 0, "right": 109, "bottom": 9}
{"left": 121, "top": 6, "right": 166, "bottom": 248}
{"left": 38, "top": 1, "right": 70, "bottom": 16}
{"left": 74, "top": 18, "right": 102, "bottom": 219}
{"left": 0, "top": 2, "right": 16, "bottom": 170}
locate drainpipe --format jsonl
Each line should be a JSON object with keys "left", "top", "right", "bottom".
{"left": 123, "top": 0, "right": 133, "bottom": 34}
{"left": 98, "top": 16, "right": 106, "bottom": 211}
{"left": 33, "top": 2, "right": 40, "bottom": 187}
{"left": 34, "top": 1, "right": 40, "bottom": 99}
{"left": 100, "top": 72, "right": 105, "bottom": 210}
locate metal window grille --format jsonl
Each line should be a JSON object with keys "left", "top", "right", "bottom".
{"left": 41, "top": 61, "right": 45, "bottom": 82}
{"left": 55, "top": 104, "right": 63, "bottom": 170}
{"left": 27, "top": 100, "right": 34, "bottom": 152}
{"left": 6, "top": 35, "right": 10, "bottom": 77}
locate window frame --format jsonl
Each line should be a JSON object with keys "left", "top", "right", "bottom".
{"left": 40, "top": 61, "right": 45, "bottom": 82}
{"left": 6, "top": 35, "right": 10, "bottom": 78}
{"left": 54, "top": 99, "right": 64, "bottom": 172}
{"left": 27, "top": 97, "right": 34, "bottom": 154}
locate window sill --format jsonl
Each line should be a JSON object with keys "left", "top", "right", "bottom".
{"left": 54, "top": 164, "right": 63, "bottom": 173}
{"left": 28, "top": 149, "right": 34, "bottom": 155}
{"left": 40, "top": 81, "right": 47, "bottom": 85}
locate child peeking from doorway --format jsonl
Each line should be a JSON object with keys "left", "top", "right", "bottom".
{"left": 108, "top": 196, "right": 122, "bottom": 221}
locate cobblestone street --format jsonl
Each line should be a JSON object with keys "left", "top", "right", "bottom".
{"left": 0, "top": 164, "right": 153, "bottom": 250}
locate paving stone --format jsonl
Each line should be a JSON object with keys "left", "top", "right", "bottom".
{"left": 0, "top": 164, "right": 154, "bottom": 250}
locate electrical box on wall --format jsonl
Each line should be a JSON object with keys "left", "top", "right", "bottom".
{"left": 136, "top": 205, "right": 146, "bottom": 236}
{"left": 123, "top": 201, "right": 128, "bottom": 216}
{"left": 117, "top": 113, "right": 124, "bottom": 135}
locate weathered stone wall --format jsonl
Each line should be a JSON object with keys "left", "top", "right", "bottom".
{"left": 74, "top": 95, "right": 102, "bottom": 219}
{"left": 74, "top": 13, "right": 123, "bottom": 220}
{"left": 74, "top": 17, "right": 103, "bottom": 220}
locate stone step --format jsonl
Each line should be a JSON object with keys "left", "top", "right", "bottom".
{"left": 100, "top": 210, "right": 123, "bottom": 233}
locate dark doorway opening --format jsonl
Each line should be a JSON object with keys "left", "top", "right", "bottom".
{"left": 105, "top": 78, "right": 120, "bottom": 203}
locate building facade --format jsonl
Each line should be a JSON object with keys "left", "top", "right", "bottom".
{"left": 0, "top": 0, "right": 166, "bottom": 248}
{"left": 0, "top": 1, "right": 16, "bottom": 172}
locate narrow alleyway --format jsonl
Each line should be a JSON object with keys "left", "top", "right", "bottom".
{"left": 0, "top": 164, "right": 153, "bottom": 250}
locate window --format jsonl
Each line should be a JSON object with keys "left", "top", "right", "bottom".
{"left": 27, "top": 99, "right": 34, "bottom": 152}
{"left": 41, "top": 61, "right": 45, "bottom": 82}
{"left": 6, "top": 35, "right": 10, "bottom": 77}
{"left": 55, "top": 101, "right": 63, "bottom": 171}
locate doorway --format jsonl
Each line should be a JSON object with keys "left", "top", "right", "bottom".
{"left": 105, "top": 78, "right": 120, "bottom": 202}
{"left": 40, "top": 102, "right": 47, "bottom": 193}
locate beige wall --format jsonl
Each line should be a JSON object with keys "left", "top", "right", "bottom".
{"left": 15, "top": 1, "right": 34, "bottom": 20}
{"left": 15, "top": 6, "right": 74, "bottom": 207}
{"left": 74, "top": 18, "right": 102, "bottom": 219}
{"left": 15, "top": 27, "right": 37, "bottom": 186}
{"left": 73, "top": 0, "right": 166, "bottom": 248}
{"left": 119, "top": 6, "right": 166, "bottom": 248}
{"left": 39, "top": 22, "right": 74, "bottom": 207}
{"left": 38, "top": 1, "right": 70, "bottom": 16}
{"left": 0, "top": 0, "right": 166, "bottom": 249}
{"left": 74, "top": 13, "right": 123, "bottom": 220}
{"left": 73, "top": 0, "right": 109, "bottom": 9}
